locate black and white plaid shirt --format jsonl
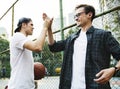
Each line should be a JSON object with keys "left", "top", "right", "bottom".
{"left": 49, "top": 26, "right": 120, "bottom": 89}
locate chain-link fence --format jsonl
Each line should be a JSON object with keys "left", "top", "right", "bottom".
{"left": 0, "top": 1, "right": 120, "bottom": 89}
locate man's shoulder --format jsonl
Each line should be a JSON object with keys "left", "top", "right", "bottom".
{"left": 13, "top": 32, "right": 25, "bottom": 37}
{"left": 12, "top": 32, "right": 26, "bottom": 41}
{"left": 94, "top": 27, "right": 111, "bottom": 34}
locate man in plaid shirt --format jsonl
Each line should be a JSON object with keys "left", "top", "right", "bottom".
{"left": 46, "top": 4, "right": 120, "bottom": 89}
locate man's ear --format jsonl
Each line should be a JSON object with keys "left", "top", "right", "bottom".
{"left": 88, "top": 12, "right": 93, "bottom": 17}
{"left": 22, "top": 23, "right": 27, "bottom": 27}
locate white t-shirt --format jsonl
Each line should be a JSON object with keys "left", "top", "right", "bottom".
{"left": 71, "top": 31, "right": 87, "bottom": 89}
{"left": 8, "top": 32, "right": 35, "bottom": 89}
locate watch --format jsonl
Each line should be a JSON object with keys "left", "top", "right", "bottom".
{"left": 113, "top": 66, "right": 119, "bottom": 75}
{"left": 114, "top": 66, "right": 119, "bottom": 71}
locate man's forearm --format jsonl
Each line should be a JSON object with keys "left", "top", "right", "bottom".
{"left": 47, "top": 29, "right": 55, "bottom": 45}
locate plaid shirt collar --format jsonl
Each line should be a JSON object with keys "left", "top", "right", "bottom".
{"left": 70, "top": 26, "right": 95, "bottom": 41}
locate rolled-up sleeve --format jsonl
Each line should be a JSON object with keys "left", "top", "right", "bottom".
{"left": 105, "top": 31, "right": 120, "bottom": 60}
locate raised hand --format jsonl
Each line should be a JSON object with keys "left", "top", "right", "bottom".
{"left": 42, "top": 13, "right": 53, "bottom": 29}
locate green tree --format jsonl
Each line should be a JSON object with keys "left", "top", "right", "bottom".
{"left": 99, "top": 0, "right": 120, "bottom": 41}
{"left": 65, "top": 27, "right": 79, "bottom": 38}
{"left": 0, "top": 37, "right": 10, "bottom": 78}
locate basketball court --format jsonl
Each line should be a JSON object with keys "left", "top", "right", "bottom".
{"left": 0, "top": 76, "right": 59, "bottom": 89}
{"left": 1, "top": 77, "right": 120, "bottom": 89}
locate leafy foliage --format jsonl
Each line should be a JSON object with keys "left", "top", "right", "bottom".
{"left": 0, "top": 37, "right": 10, "bottom": 78}
{"left": 65, "top": 27, "right": 79, "bottom": 38}
{"left": 0, "top": 37, "right": 9, "bottom": 62}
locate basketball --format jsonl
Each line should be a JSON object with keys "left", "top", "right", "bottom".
{"left": 34, "top": 62, "right": 45, "bottom": 80}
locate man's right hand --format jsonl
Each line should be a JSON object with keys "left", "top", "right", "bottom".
{"left": 42, "top": 13, "right": 53, "bottom": 30}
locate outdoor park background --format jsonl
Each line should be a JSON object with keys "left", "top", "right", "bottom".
{"left": 0, "top": 0, "right": 120, "bottom": 89}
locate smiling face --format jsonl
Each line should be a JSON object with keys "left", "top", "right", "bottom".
{"left": 74, "top": 7, "right": 92, "bottom": 28}
{"left": 74, "top": 4, "right": 95, "bottom": 28}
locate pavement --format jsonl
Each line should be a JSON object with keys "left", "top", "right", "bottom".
{"left": 0, "top": 77, "right": 120, "bottom": 89}
{"left": 0, "top": 76, "right": 59, "bottom": 89}
{"left": 0, "top": 78, "right": 9, "bottom": 89}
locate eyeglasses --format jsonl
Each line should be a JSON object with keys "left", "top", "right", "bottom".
{"left": 74, "top": 12, "right": 85, "bottom": 19}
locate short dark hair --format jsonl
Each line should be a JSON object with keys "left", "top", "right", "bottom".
{"left": 75, "top": 4, "right": 95, "bottom": 21}
{"left": 14, "top": 17, "right": 32, "bottom": 33}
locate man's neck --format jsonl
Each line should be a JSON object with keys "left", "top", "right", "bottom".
{"left": 20, "top": 30, "right": 27, "bottom": 37}
{"left": 81, "top": 24, "right": 92, "bottom": 32}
